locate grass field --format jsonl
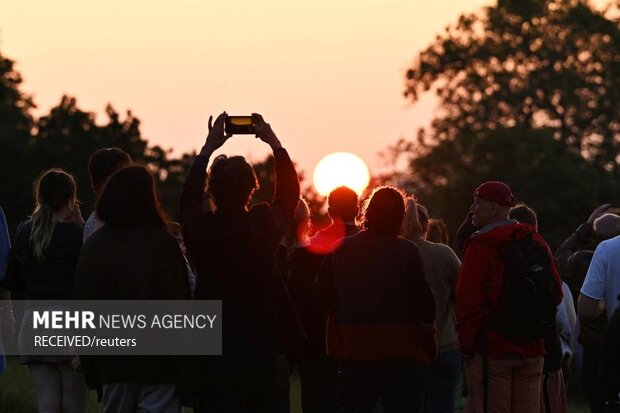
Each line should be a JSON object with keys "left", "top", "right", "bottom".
{"left": 0, "top": 355, "right": 589, "bottom": 412}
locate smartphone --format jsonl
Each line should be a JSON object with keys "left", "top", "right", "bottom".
{"left": 225, "top": 115, "right": 255, "bottom": 135}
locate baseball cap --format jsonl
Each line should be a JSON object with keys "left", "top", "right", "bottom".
{"left": 474, "top": 181, "right": 515, "bottom": 206}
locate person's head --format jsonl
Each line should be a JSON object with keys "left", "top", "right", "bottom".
{"left": 593, "top": 213, "right": 620, "bottom": 241}
{"left": 403, "top": 198, "right": 429, "bottom": 240}
{"left": 327, "top": 186, "right": 358, "bottom": 223}
{"left": 427, "top": 219, "right": 449, "bottom": 244}
{"left": 88, "top": 147, "right": 132, "bottom": 194}
{"left": 96, "top": 165, "right": 170, "bottom": 231}
{"left": 509, "top": 203, "right": 538, "bottom": 231}
{"left": 362, "top": 186, "right": 406, "bottom": 236}
{"left": 207, "top": 155, "right": 259, "bottom": 211}
{"left": 31, "top": 168, "right": 78, "bottom": 260}
{"left": 472, "top": 181, "right": 515, "bottom": 227}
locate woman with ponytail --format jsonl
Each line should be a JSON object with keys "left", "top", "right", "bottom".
{"left": 3, "top": 168, "right": 88, "bottom": 413}
{"left": 403, "top": 198, "right": 462, "bottom": 413}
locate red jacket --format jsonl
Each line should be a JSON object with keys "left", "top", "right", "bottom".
{"left": 456, "top": 222, "right": 563, "bottom": 358}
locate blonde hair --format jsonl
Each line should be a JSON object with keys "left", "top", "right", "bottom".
{"left": 285, "top": 197, "right": 311, "bottom": 247}
{"left": 30, "top": 169, "right": 77, "bottom": 260}
{"left": 403, "top": 198, "right": 429, "bottom": 241}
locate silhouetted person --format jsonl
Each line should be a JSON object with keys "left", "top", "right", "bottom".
{"left": 315, "top": 186, "right": 436, "bottom": 413}
{"left": 457, "top": 181, "right": 562, "bottom": 413}
{"left": 83, "top": 147, "right": 131, "bottom": 242}
{"left": 282, "top": 198, "right": 339, "bottom": 413}
{"left": 3, "top": 168, "right": 88, "bottom": 413}
{"left": 310, "top": 186, "right": 359, "bottom": 254}
{"left": 578, "top": 211, "right": 620, "bottom": 413}
{"left": 555, "top": 204, "right": 620, "bottom": 413}
{"left": 75, "top": 165, "right": 190, "bottom": 413}
{"left": 0, "top": 207, "right": 13, "bottom": 376}
{"left": 404, "top": 199, "right": 460, "bottom": 413}
{"left": 180, "top": 112, "right": 300, "bottom": 413}
{"left": 556, "top": 204, "right": 614, "bottom": 305}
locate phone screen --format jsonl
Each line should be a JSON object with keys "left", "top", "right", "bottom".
{"left": 225, "top": 116, "right": 255, "bottom": 134}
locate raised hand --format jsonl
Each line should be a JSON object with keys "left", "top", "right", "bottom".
{"left": 252, "top": 113, "right": 282, "bottom": 150}
{"left": 200, "top": 112, "right": 230, "bottom": 156}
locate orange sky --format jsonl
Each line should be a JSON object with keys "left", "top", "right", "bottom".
{"left": 0, "top": 0, "right": 609, "bottom": 181}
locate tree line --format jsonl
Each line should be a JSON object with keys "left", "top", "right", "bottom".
{"left": 0, "top": 54, "right": 325, "bottom": 235}
{"left": 387, "top": 0, "right": 620, "bottom": 248}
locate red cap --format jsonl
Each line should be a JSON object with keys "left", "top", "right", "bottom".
{"left": 474, "top": 181, "right": 515, "bottom": 206}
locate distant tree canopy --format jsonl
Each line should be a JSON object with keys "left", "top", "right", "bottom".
{"left": 0, "top": 51, "right": 318, "bottom": 235}
{"left": 405, "top": 0, "right": 620, "bottom": 172}
{"left": 393, "top": 0, "right": 620, "bottom": 248}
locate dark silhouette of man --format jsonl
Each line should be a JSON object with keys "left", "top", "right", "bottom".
{"left": 310, "top": 186, "right": 359, "bottom": 254}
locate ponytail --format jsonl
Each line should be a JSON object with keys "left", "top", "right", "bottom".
{"left": 403, "top": 198, "right": 429, "bottom": 241}
{"left": 30, "top": 203, "right": 55, "bottom": 261}
{"left": 403, "top": 198, "right": 422, "bottom": 240}
{"left": 29, "top": 168, "right": 78, "bottom": 261}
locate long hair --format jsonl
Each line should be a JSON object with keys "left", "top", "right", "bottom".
{"left": 96, "top": 165, "right": 170, "bottom": 231}
{"left": 361, "top": 186, "right": 406, "bottom": 236}
{"left": 285, "top": 197, "right": 311, "bottom": 247}
{"left": 403, "top": 198, "right": 429, "bottom": 241}
{"left": 30, "top": 169, "right": 78, "bottom": 260}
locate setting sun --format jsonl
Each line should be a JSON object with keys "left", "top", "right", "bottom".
{"left": 312, "top": 152, "right": 370, "bottom": 196}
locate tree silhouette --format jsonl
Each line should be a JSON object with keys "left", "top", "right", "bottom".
{"left": 405, "top": 0, "right": 620, "bottom": 172}
{"left": 0, "top": 53, "right": 36, "bottom": 229}
{"left": 383, "top": 128, "right": 620, "bottom": 248}
{"left": 0, "top": 50, "right": 317, "bottom": 235}
{"left": 392, "top": 0, "right": 620, "bottom": 247}
{"left": 0, "top": 50, "right": 194, "bottom": 232}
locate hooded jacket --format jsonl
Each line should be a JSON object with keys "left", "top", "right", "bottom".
{"left": 456, "top": 221, "right": 563, "bottom": 358}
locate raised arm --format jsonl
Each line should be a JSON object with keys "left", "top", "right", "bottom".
{"left": 253, "top": 114, "right": 300, "bottom": 237}
{"left": 555, "top": 204, "right": 609, "bottom": 274}
{"left": 180, "top": 113, "right": 229, "bottom": 224}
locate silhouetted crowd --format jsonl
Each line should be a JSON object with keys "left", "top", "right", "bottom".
{"left": 0, "top": 112, "right": 619, "bottom": 413}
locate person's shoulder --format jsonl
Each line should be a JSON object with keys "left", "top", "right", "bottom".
{"left": 56, "top": 222, "right": 83, "bottom": 235}
{"left": 141, "top": 226, "right": 177, "bottom": 244}
{"left": 81, "top": 224, "right": 115, "bottom": 250}
{"left": 10, "top": 219, "right": 32, "bottom": 246}
{"left": 427, "top": 240, "right": 458, "bottom": 257}
{"left": 392, "top": 236, "right": 422, "bottom": 255}
{"left": 84, "top": 212, "right": 103, "bottom": 228}
{"left": 334, "top": 231, "right": 360, "bottom": 248}
{"left": 183, "top": 206, "right": 216, "bottom": 228}
{"left": 16, "top": 219, "right": 32, "bottom": 232}
{"left": 601, "top": 234, "right": 620, "bottom": 248}
{"left": 249, "top": 202, "right": 272, "bottom": 216}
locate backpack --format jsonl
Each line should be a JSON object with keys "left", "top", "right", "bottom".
{"left": 487, "top": 229, "right": 558, "bottom": 344}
